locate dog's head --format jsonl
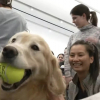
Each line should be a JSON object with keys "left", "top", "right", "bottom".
{"left": 0, "top": 32, "right": 66, "bottom": 95}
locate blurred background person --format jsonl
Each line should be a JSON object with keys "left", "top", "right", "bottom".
{"left": 57, "top": 53, "right": 64, "bottom": 63}
{"left": 57, "top": 53, "right": 64, "bottom": 75}
{"left": 0, "top": 0, "right": 28, "bottom": 50}
{"left": 57, "top": 53, "right": 64, "bottom": 74}
{"left": 68, "top": 40, "right": 100, "bottom": 100}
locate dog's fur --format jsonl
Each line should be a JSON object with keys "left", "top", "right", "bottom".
{"left": 0, "top": 32, "right": 66, "bottom": 100}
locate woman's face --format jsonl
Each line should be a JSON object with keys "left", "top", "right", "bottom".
{"left": 71, "top": 14, "right": 87, "bottom": 28}
{"left": 57, "top": 54, "right": 64, "bottom": 62}
{"left": 69, "top": 45, "right": 93, "bottom": 73}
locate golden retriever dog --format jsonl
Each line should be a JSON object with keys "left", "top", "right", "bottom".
{"left": 0, "top": 32, "right": 66, "bottom": 100}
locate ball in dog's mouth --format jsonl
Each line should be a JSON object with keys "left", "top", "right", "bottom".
{"left": 1, "top": 69, "right": 32, "bottom": 91}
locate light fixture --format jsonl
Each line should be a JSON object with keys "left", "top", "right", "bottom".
{"left": 49, "top": 29, "right": 52, "bottom": 33}
{"left": 30, "top": 8, "right": 33, "bottom": 11}
{"left": 60, "top": 21, "right": 63, "bottom": 24}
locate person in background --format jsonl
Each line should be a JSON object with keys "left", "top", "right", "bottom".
{"left": 59, "top": 61, "right": 65, "bottom": 75}
{"left": 57, "top": 53, "right": 64, "bottom": 63}
{"left": 64, "top": 4, "right": 100, "bottom": 86}
{"left": 59, "top": 47, "right": 67, "bottom": 76}
{"left": 57, "top": 52, "right": 67, "bottom": 100}
{"left": 0, "top": 0, "right": 28, "bottom": 50}
{"left": 57, "top": 53, "right": 64, "bottom": 75}
{"left": 68, "top": 40, "right": 100, "bottom": 100}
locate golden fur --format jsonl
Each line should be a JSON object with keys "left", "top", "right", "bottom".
{"left": 0, "top": 32, "right": 66, "bottom": 100}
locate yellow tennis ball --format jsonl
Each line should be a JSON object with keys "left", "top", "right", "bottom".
{"left": 0, "top": 63, "right": 25, "bottom": 84}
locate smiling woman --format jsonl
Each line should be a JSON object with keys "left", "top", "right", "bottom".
{"left": 67, "top": 40, "right": 100, "bottom": 100}
{"left": 69, "top": 43, "right": 93, "bottom": 73}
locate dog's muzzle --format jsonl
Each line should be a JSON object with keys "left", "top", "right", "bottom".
{"left": 1, "top": 46, "right": 32, "bottom": 91}
{"left": 2, "top": 46, "right": 18, "bottom": 58}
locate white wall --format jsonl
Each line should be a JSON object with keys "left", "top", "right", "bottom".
{"left": 26, "top": 21, "right": 70, "bottom": 57}
{"left": 12, "top": 1, "right": 79, "bottom": 37}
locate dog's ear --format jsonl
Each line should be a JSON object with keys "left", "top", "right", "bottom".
{"left": 47, "top": 55, "right": 66, "bottom": 95}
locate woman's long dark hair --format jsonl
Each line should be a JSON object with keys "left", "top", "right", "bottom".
{"left": 70, "top": 40, "right": 99, "bottom": 82}
{"left": 70, "top": 4, "right": 98, "bottom": 26}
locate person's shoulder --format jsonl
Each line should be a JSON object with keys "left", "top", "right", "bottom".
{"left": 71, "top": 33, "right": 75, "bottom": 37}
{"left": 0, "top": 8, "right": 18, "bottom": 16}
{"left": 73, "top": 29, "right": 81, "bottom": 35}
{"left": 11, "top": 9, "right": 22, "bottom": 17}
{"left": 11, "top": 10, "right": 26, "bottom": 22}
{"left": 70, "top": 31, "right": 79, "bottom": 38}
{"left": 91, "top": 25, "right": 100, "bottom": 31}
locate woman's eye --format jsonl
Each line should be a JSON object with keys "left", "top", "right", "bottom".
{"left": 31, "top": 45, "right": 39, "bottom": 51}
{"left": 12, "top": 38, "right": 16, "bottom": 43}
{"left": 70, "top": 55, "right": 74, "bottom": 57}
{"left": 79, "top": 55, "right": 83, "bottom": 57}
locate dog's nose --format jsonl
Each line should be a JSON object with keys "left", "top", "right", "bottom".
{"left": 2, "top": 46, "right": 18, "bottom": 58}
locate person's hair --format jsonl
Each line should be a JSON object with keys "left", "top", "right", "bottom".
{"left": 0, "top": 0, "right": 12, "bottom": 8}
{"left": 57, "top": 53, "right": 64, "bottom": 58}
{"left": 69, "top": 40, "right": 99, "bottom": 82}
{"left": 70, "top": 4, "right": 98, "bottom": 26}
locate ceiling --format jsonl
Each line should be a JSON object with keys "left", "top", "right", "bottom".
{"left": 12, "top": 0, "right": 100, "bottom": 37}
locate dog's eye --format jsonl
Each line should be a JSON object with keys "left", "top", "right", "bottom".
{"left": 31, "top": 45, "right": 39, "bottom": 51}
{"left": 12, "top": 38, "right": 16, "bottom": 43}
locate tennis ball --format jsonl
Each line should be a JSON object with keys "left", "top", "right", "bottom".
{"left": 0, "top": 63, "right": 25, "bottom": 84}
